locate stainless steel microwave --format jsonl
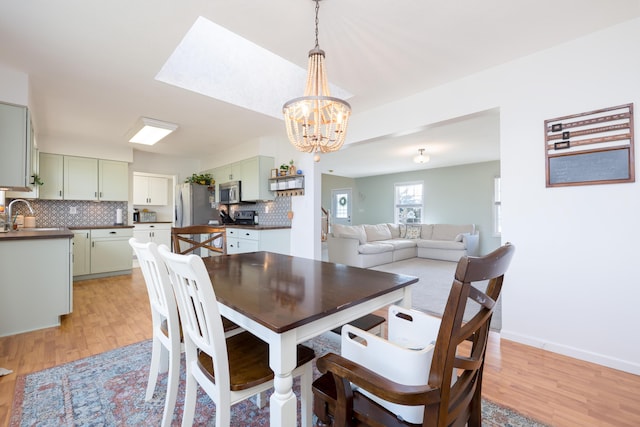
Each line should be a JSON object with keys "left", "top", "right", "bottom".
{"left": 219, "top": 181, "right": 241, "bottom": 204}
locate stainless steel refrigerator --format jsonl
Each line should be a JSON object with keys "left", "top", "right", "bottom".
{"left": 175, "top": 183, "right": 218, "bottom": 227}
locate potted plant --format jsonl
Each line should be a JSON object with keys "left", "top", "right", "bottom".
{"left": 31, "top": 174, "right": 44, "bottom": 186}
{"left": 185, "top": 173, "right": 214, "bottom": 185}
{"left": 279, "top": 163, "right": 289, "bottom": 176}
{"left": 289, "top": 159, "right": 296, "bottom": 175}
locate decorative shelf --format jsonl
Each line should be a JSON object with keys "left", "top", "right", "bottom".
{"left": 269, "top": 175, "right": 305, "bottom": 196}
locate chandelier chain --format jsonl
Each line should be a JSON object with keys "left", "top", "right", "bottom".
{"left": 314, "top": 0, "right": 320, "bottom": 49}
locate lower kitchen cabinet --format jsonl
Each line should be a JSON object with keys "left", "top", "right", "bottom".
{"left": 73, "top": 227, "right": 133, "bottom": 279}
{"left": 72, "top": 230, "right": 91, "bottom": 276}
{"left": 0, "top": 235, "right": 72, "bottom": 336}
{"left": 132, "top": 223, "right": 172, "bottom": 253}
{"left": 226, "top": 227, "right": 290, "bottom": 255}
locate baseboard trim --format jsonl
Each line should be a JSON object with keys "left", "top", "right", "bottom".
{"left": 500, "top": 329, "right": 640, "bottom": 375}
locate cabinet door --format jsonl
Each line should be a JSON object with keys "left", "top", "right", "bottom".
{"left": 91, "top": 238, "right": 132, "bottom": 273}
{"left": 133, "top": 174, "right": 168, "bottom": 205}
{"left": 0, "top": 103, "right": 29, "bottom": 189}
{"left": 152, "top": 226, "right": 172, "bottom": 248}
{"left": 64, "top": 156, "right": 98, "bottom": 200}
{"left": 132, "top": 175, "right": 149, "bottom": 204}
{"left": 99, "top": 160, "right": 129, "bottom": 201}
{"left": 72, "top": 230, "right": 91, "bottom": 276}
{"left": 38, "top": 153, "right": 64, "bottom": 200}
{"left": 147, "top": 176, "right": 168, "bottom": 205}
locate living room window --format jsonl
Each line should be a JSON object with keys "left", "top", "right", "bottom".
{"left": 395, "top": 182, "right": 423, "bottom": 224}
{"left": 493, "top": 176, "right": 502, "bottom": 237}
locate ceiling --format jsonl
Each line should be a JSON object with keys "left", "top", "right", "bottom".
{"left": 1, "top": 1, "right": 639, "bottom": 178}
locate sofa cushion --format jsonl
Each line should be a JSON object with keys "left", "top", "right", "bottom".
{"left": 416, "top": 239, "right": 466, "bottom": 250}
{"left": 406, "top": 225, "right": 422, "bottom": 239}
{"left": 364, "top": 224, "right": 392, "bottom": 242}
{"left": 387, "top": 223, "right": 401, "bottom": 238}
{"left": 358, "top": 243, "right": 395, "bottom": 254}
{"left": 379, "top": 239, "right": 417, "bottom": 250}
{"left": 333, "top": 224, "right": 367, "bottom": 244}
{"left": 432, "top": 224, "right": 474, "bottom": 241}
{"left": 420, "top": 224, "right": 434, "bottom": 240}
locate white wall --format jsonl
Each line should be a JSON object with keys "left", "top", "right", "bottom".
{"left": 347, "top": 18, "right": 640, "bottom": 374}
{"left": 0, "top": 65, "right": 29, "bottom": 106}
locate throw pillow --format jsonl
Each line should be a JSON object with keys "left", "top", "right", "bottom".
{"left": 405, "top": 225, "right": 421, "bottom": 239}
{"left": 399, "top": 223, "right": 407, "bottom": 238}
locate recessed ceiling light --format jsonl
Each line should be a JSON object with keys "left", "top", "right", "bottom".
{"left": 128, "top": 117, "right": 178, "bottom": 145}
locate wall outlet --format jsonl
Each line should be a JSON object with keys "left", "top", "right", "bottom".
{"left": 69, "top": 207, "right": 77, "bottom": 214}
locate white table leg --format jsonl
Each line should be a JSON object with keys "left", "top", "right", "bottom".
{"left": 270, "top": 331, "right": 298, "bottom": 427}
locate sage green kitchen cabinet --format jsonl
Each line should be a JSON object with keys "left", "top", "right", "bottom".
{"left": 39, "top": 154, "right": 128, "bottom": 201}
{"left": 0, "top": 102, "right": 33, "bottom": 191}
{"left": 90, "top": 228, "right": 133, "bottom": 275}
{"left": 72, "top": 229, "right": 91, "bottom": 276}
{"left": 240, "top": 156, "right": 274, "bottom": 201}
{"left": 7, "top": 145, "right": 38, "bottom": 199}
{"left": 211, "top": 156, "right": 274, "bottom": 202}
{"left": 73, "top": 228, "right": 133, "bottom": 279}
{"left": 64, "top": 156, "right": 98, "bottom": 200}
{"left": 0, "top": 235, "right": 72, "bottom": 336}
{"left": 133, "top": 173, "right": 168, "bottom": 205}
{"left": 99, "top": 160, "right": 129, "bottom": 201}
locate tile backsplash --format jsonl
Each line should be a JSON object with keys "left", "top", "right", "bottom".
{"left": 7, "top": 200, "right": 128, "bottom": 228}
{"left": 7, "top": 196, "right": 293, "bottom": 228}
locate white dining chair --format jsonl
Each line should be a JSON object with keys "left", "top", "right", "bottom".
{"left": 129, "top": 238, "right": 181, "bottom": 427}
{"left": 158, "top": 245, "right": 316, "bottom": 427}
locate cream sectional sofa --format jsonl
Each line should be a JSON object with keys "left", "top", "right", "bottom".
{"left": 327, "top": 223, "right": 479, "bottom": 268}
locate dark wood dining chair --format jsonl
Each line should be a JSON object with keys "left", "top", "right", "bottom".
{"left": 313, "top": 242, "right": 515, "bottom": 427}
{"left": 171, "top": 225, "right": 226, "bottom": 256}
{"left": 158, "top": 245, "right": 316, "bottom": 426}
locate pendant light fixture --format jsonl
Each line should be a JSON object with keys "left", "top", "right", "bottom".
{"left": 283, "top": 0, "right": 351, "bottom": 162}
{"left": 414, "top": 148, "right": 430, "bottom": 164}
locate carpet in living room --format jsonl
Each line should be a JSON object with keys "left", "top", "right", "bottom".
{"left": 371, "top": 257, "right": 502, "bottom": 331}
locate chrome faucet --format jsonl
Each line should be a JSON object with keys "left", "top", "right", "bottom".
{"left": 7, "top": 199, "right": 35, "bottom": 230}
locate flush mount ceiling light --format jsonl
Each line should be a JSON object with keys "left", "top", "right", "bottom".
{"left": 128, "top": 117, "right": 178, "bottom": 145}
{"left": 282, "top": 0, "right": 351, "bottom": 162}
{"left": 414, "top": 148, "right": 430, "bottom": 164}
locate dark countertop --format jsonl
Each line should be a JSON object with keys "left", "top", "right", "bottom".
{"left": 68, "top": 225, "right": 135, "bottom": 230}
{"left": 133, "top": 222, "right": 291, "bottom": 230}
{"left": 0, "top": 227, "right": 74, "bottom": 240}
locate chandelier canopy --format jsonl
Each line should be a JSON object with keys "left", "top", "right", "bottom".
{"left": 283, "top": 0, "right": 351, "bottom": 161}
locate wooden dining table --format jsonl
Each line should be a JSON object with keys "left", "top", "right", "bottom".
{"left": 201, "top": 251, "right": 418, "bottom": 427}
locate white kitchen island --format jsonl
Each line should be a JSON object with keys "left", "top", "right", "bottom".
{"left": 0, "top": 228, "right": 73, "bottom": 337}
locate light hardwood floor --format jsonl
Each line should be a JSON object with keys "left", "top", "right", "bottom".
{"left": 1, "top": 268, "right": 639, "bottom": 427}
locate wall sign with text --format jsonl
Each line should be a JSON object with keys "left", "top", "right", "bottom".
{"left": 544, "top": 103, "right": 634, "bottom": 187}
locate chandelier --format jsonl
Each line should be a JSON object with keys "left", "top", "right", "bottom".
{"left": 283, "top": 0, "right": 351, "bottom": 162}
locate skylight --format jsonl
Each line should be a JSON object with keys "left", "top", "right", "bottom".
{"left": 155, "top": 16, "right": 352, "bottom": 120}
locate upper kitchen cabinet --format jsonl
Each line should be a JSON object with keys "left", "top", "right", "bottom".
{"left": 99, "top": 160, "right": 129, "bottom": 201}
{"left": 38, "top": 153, "right": 64, "bottom": 199}
{"left": 64, "top": 156, "right": 99, "bottom": 200}
{"left": 0, "top": 102, "right": 33, "bottom": 191}
{"left": 241, "top": 156, "right": 274, "bottom": 201}
{"left": 39, "top": 153, "right": 128, "bottom": 201}
{"left": 133, "top": 172, "right": 169, "bottom": 206}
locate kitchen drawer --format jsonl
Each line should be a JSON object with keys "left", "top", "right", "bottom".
{"left": 91, "top": 228, "right": 134, "bottom": 239}
{"left": 226, "top": 228, "right": 260, "bottom": 241}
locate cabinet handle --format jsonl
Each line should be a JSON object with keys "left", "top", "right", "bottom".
{"left": 109, "top": 231, "right": 116, "bottom": 234}
{"left": 59, "top": 190, "right": 62, "bottom": 196}
{"left": 95, "top": 192, "right": 97, "bottom": 197}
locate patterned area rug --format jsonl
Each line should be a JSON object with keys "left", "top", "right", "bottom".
{"left": 11, "top": 335, "right": 547, "bottom": 426}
